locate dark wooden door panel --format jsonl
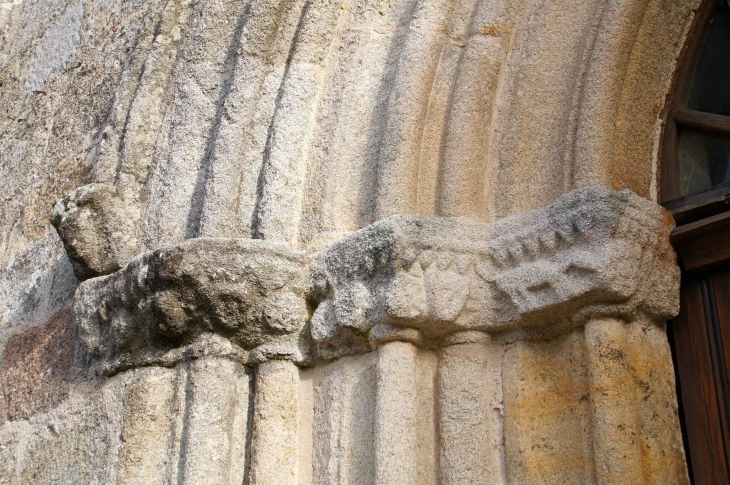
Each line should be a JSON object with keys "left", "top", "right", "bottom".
{"left": 673, "top": 276, "right": 730, "bottom": 484}
{"left": 671, "top": 211, "right": 730, "bottom": 272}
{"left": 701, "top": 273, "right": 730, "bottom": 476}
{"left": 714, "top": 270, "right": 730, "bottom": 365}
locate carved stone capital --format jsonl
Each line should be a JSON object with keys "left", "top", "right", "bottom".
{"left": 309, "top": 187, "right": 679, "bottom": 359}
{"left": 75, "top": 238, "right": 310, "bottom": 375}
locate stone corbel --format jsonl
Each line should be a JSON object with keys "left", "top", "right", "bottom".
{"left": 70, "top": 236, "right": 310, "bottom": 484}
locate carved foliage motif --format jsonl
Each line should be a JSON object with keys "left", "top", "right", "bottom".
{"left": 309, "top": 187, "right": 679, "bottom": 358}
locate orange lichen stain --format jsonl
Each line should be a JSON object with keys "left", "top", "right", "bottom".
{"left": 652, "top": 102, "right": 661, "bottom": 119}
{"left": 481, "top": 24, "right": 509, "bottom": 37}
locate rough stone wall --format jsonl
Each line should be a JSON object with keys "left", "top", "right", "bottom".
{"left": 0, "top": 0, "right": 702, "bottom": 483}
{"left": 0, "top": 0, "right": 170, "bottom": 422}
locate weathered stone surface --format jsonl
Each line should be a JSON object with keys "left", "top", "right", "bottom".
{"left": 0, "top": 0, "right": 700, "bottom": 480}
{"left": 503, "top": 330, "right": 594, "bottom": 484}
{"left": 311, "top": 352, "right": 378, "bottom": 484}
{"left": 0, "top": 358, "right": 257, "bottom": 485}
{"left": 249, "top": 360, "right": 299, "bottom": 485}
{"left": 51, "top": 183, "right": 139, "bottom": 281}
{"left": 374, "top": 341, "right": 419, "bottom": 485}
{"left": 17, "top": 392, "right": 110, "bottom": 484}
{"left": 75, "top": 237, "right": 310, "bottom": 374}
{"left": 116, "top": 368, "right": 176, "bottom": 485}
{"left": 415, "top": 349, "right": 439, "bottom": 485}
{"left": 0, "top": 420, "right": 27, "bottom": 485}
{"left": 311, "top": 186, "right": 679, "bottom": 357}
{"left": 439, "top": 338, "right": 504, "bottom": 485}
{"left": 585, "top": 317, "right": 689, "bottom": 485}
{"left": 0, "top": 308, "right": 76, "bottom": 421}
{"left": 0, "top": 228, "right": 77, "bottom": 360}
{"left": 297, "top": 367, "right": 315, "bottom": 485}
{"left": 0, "top": 0, "right": 167, "bottom": 261}
{"left": 179, "top": 357, "right": 251, "bottom": 485}
{"left": 623, "top": 319, "right": 690, "bottom": 483}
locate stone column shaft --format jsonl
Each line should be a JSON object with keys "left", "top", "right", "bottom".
{"left": 439, "top": 335, "right": 505, "bottom": 485}
{"left": 179, "top": 357, "right": 250, "bottom": 485}
{"left": 375, "top": 340, "right": 419, "bottom": 485}
{"left": 249, "top": 360, "right": 299, "bottom": 485}
{"left": 585, "top": 318, "right": 644, "bottom": 484}
{"left": 117, "top": 368, "right": 177, "bottom": 485}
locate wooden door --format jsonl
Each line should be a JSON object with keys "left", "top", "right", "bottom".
{"left": 659, "top": 1, "right": 730, "bottom": 482}
{"left": 669, "top": 206, "right": 730, "bottom": 483}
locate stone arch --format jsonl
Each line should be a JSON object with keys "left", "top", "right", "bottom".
{"left": 456, "top": 0, "right": 702, "bottom": 221}
{"left": 295, "top": 0, "right": 702, "bottom": 246}
{"left": 80, "top": 0, "right": 701, "bottom": 250}
{"left": 573, "top": 0, "right": 702, "bottom": 203}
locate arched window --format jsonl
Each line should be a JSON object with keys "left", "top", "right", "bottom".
{"left": 662, "top": 1, "right": 730, "bottom": 204}
{"left": 662, "top": 2, "right": 730, "bottom": 483}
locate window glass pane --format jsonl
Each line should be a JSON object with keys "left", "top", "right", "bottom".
{"left": 679, "top": 129, "right": 730, "bottom": 195}
{"left": 687, "top": 5, "right": 730, "bottom": 116}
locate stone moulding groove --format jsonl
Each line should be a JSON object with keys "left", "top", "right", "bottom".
{"left": 64, "top": 185, "right": 680, "bottom": 370}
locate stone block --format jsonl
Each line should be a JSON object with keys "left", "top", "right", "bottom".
{"left": 50, "top": 184, "right": 139, "bottom": 281}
